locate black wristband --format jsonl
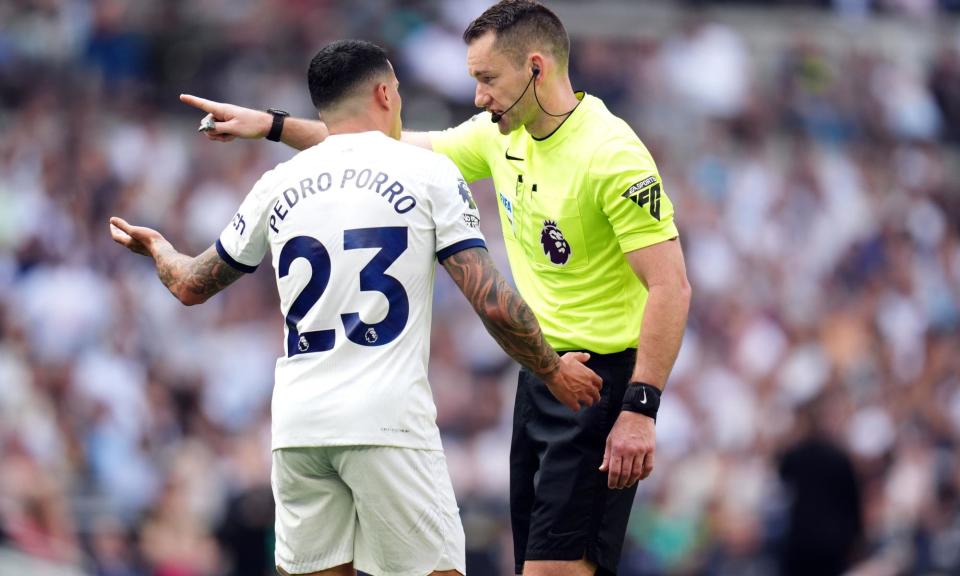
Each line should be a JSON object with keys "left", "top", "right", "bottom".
{"left": 621, "top": 382, "right": 661, "bottom": 421}
{"left": 266, "top": 108, "right": 289, "bottom": 142}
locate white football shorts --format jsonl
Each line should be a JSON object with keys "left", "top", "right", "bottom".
{"left": 272, "top": 445, "right": 466, "bottom": 576}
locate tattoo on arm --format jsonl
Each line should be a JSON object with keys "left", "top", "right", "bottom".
{"left": 153, "top": 243, "right": 244, "bottom": 304}
{"left": 442, "top": 247, "right": 560, "bottom": 377}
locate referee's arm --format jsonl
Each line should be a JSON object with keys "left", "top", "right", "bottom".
{"left": 600, "top": 237, "right": 691, "bottom": 489}
{"left": 625, "top": 237, "right": 691, "bottom": 390}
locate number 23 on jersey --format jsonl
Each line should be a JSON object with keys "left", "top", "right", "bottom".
{"left": 279, "top": 226, "right": 409, "bottom": 357}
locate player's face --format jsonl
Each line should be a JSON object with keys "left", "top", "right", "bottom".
{"left": 467, "top": 32, "right": 534, "bottom": 135}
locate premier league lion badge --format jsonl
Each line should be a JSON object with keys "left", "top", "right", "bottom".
{"left": 540, "top": 220, "right": 571, "bottom": 265}
{"left": 457, "top": 178, "right": 477, "bottom": 209}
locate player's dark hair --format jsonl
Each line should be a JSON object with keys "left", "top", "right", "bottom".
{"left": 308, "top": 40, "right": 392, "bottom": 111}
{"left": 462, "top": 0, "right": 569, "bottom": 70}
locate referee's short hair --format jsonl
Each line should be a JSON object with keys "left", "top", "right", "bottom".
{"left": 462, "top": 0, "right": 570, "bottom": 70}
{"left": 308, "top": 40, "right": 392, "bottom": 112}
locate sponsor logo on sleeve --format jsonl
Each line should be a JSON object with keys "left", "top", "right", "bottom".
{"left": 621, "top": 176, "right": 661, "bottom": 221}
{"left": 231, "top": 212, "right": 247, "bottom": 235}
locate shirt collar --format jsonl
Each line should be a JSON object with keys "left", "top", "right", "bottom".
{"left": 526, "top": 91, "right": 588, "bottom": 148}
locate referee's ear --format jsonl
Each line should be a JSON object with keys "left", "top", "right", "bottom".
{"left": 528, "top": 53, "right": 547, "bottom": 81}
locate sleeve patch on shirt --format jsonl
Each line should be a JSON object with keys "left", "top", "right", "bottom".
{"left": 621, "top": 176, "right": 661, "bottom": 221}
{"left": 457, "top": 178, "right": 477, "bottom": 209}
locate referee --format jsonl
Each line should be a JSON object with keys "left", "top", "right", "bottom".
{"left": 182, "top": 2, "right": 691, "bottom": 574}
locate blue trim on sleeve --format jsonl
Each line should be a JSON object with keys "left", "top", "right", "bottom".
{"left": 436, "top": 238, "right": 486, "bottom": 262}
{"left": 216, "top": 239, "right": 259, "bottom": 274}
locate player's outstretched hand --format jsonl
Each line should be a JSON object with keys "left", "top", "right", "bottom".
{"left": 599, "top": 411, "right": 655, "bottom": 489}
{"left": 543, "top": 352, "right": 602, "bottom": 412}
{"left": 109, "top": 217, "right": 163, "bottom": 257}
{"left": 180, "top": 94, "right": 272, "bottom": 142}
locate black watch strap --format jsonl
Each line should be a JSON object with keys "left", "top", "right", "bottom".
{"left": 621, "top": 382, "right": 661, "bottom": 421}
{"left": 266, "top": 108, "right": 289, "bottom": 142}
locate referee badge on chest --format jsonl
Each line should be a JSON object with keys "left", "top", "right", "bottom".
{"left": 540, "top": 220, "right": 571, "bottom": 265}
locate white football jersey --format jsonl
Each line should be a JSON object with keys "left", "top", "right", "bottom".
{"left": 217, "top": 131, "right": 485, "bottom": 451}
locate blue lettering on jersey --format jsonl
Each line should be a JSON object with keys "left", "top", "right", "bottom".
{"left": 269, "top": 169, "right": 419, "bottom": 235}
{"left": 269, "top": 199, "right": 289, "bottom": 233}
{"left": 499, "top": 190, "right": 514, "bottom": 228}
{"left": 341, "top": 168, "right": 417, "bottom": 214}
{"left": 270, "top": 172, "right": 333, "bottom": 233}
{"left": 231, "top": 212, "right": 246, "bottom": 235}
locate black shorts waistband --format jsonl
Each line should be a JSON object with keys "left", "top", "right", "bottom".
{"left": 554, "top": 348, "right": 636, "bottom": 366}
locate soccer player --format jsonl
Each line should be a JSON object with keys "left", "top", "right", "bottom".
{"left": 112, "top": 39, "right": 603, "bottom": 576}
{"left": 181, "top": 2, "right": 692, "bottom": 574}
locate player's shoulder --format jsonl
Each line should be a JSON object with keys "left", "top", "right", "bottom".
{"left": 242, "top": 160, "right": 288, "bottom": 202}
{"left": 379, "top": 136, "right": 463, "bottom": 183}
{"left": 267, "top": 141, "right": 327, "bottom": 179}
{"left": 244, "top": 137, "right": 348, "bottom": 200}
{"left": 388, "top": 134, "right": 450, "bottom": 162}
{"left": 274, "top": 131, "right": 462, "bottom": 193}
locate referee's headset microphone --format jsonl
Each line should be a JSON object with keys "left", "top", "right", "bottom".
{"left": 490, "top": 67, "right": 539, "bottom": 123}
{"left": 490, "top": 66, "right": 579, "bottom": 124}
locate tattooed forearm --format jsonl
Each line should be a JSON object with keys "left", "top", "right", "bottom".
{"left": 151, "top": 242, "right": 244, "bottom": 305}
{"left": 442, "top": 247, "right": 560, "bottom": 378}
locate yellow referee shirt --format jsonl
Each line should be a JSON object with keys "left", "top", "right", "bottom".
{"left": 431, "top": 93, "right": 678, "bottom": 353}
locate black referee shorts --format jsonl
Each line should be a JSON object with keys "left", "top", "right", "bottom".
{"left": 510, "top": 349, "right": 638, "bottom": 575}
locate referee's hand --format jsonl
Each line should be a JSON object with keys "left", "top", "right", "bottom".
{"left": 599, "top": 412, "right": 656, "bottom": 489}
{"left": 180, "top": 93, "right": 273, "bottom": 142}
{"left": 542, "top": 352, "right": 603, "bottom": 412}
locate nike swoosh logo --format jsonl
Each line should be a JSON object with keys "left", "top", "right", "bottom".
{"left": 505, "top": 151, "right": 524, "bottom": 161}
{"left": 640, "top": 388, "right": 647, "bottom": 404}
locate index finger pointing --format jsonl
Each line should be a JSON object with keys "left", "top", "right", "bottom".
{"left": 179, "top": 93, "right": 222, "bottom": 114}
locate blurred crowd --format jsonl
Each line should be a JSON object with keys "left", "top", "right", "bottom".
{"left": 1, "top": 1, "right": 959, "bottom": 575}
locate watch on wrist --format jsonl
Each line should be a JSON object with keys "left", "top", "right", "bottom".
{"left": 621, "top": 382, "right": 661, "bottom": 421}
{"left": 266, "top": 108, "right": 289, "bottom": 142}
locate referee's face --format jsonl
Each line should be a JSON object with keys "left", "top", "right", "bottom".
{"left": 467, "top": 31, "right": 533, "bottom": 135}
